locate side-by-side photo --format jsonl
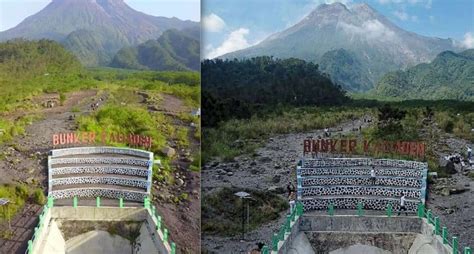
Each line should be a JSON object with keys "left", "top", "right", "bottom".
{"left": 0, "top": 0, "right": 473, "bottom": 254}
{"left": 201, "top": 0, "right": 473, "bottom": 253}
{"left": 0, "top": 0, "right": 200, "bottom": 253}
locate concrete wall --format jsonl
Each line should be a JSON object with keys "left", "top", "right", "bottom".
{"left": 278, "top": 215, "right": 452, "bottom": 254}
{"left": 51, "top": 206, "right": 148, "bottom": 221}
{"left": 300, "top": 215, "right": 422, "bottom": 233}
{"left": 31, "top": 206, "right": 53, "bottom": 254}
{"left": 36, "top": 207, "right": 170, "bottom": 254}
{"left": 277, "top": 217, "right": 301, "bottom": 254}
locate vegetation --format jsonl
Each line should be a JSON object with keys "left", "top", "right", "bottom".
{"left": 373, "top": 49, "right": 474, "bottom": 100}
{"left": 202, "top": 187, "right": 288, "bottom": 236}
{"left": 319, "top": 48, "right": 373, "bottom": 92}
{"left": 0, "top": 184, "right": 30, "bottom": 222}
{"left": 111, "top": 29, "right": 200, "bottom": 71}
{"left": 0, "top": 39, "right": 87, "bottom": 113}
{"left": 153, "top": 157, "right": 174, "bottom": 184}
{"left": 203, "top": 107, "right": 367, "bottom": 162}
{"left": 202, "top": 57, "right": 348, "bottom": 127}
{"left": 33, "top": 189, "right": 46, "bottom": 205}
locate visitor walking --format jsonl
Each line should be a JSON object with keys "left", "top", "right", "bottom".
{"left": 287, "top": 181, "right": 295, "bottom": 195}
{"left": 370, "top": 167, "right": 376, "bottom": 185}
{"left": 287, "top": 181, "right": 296, "bottom": 213}
{"left": 289, "top": 191, "right": 296, "bottom": 214}
{"left": 467, "top": 146, "right": 472, "bottom": 161}
{"left": 397, "top": 193, "right": 408, "bottom": 216}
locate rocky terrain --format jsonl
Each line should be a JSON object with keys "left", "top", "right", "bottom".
{"left": 202, "top": 117, "right": 372, "bottom": 253}
{"left": 202, "top": 117, "right": 473, "bottom": 253}
{"left": 0, "top": 89, "right": 200, "bottom": 254}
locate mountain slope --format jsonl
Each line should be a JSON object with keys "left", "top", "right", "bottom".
{"left": 110, "top": 29, "right": 200, "bottom": 71}
{"left": 0, "top": 0, "right": 199, "bottom": 66}
{"left": 221, "top": 3, "right": 457, "bottom": 91}
{"left": 373, "top": 49, "right": 474, "bottom": 100}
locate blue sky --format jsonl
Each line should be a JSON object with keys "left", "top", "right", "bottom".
{"left": 0, "top": 0, "right": 200, "bottom": 32}
{"left": 202, "top": 0, "right": 474, "bottom": 58}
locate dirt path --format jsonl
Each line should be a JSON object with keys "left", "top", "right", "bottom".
{"left": 149, "top": 93, "right": 188, "bottom": 117}
{"left": 145, "top": 93, "right": 201, "bottom": 254}
{"left": 0, "top": 90, "right": 100, "bottom": 185}
{"left": 202, "top": 117, "right": 371, "bottom": 253}
{"left": 0, "top": 89, "right": 104, "bottom": 254}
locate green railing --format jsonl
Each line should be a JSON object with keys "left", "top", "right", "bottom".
{"left": 144, "top": 196, "right": 176, "bottom": 254}
{"left": 417, "top": 203, "right": 471, "bottom": 254}
{"left": 262, "top": 202, "right": 304, "bottom": 254}
{"left": 322, "top": 201, "right": 471, "bottom": 254}
{"left": 26, "top": 197, "right": 54, "bottom": 254}
{"left": 25, "top": 196, "right": 177, "bottom": 254}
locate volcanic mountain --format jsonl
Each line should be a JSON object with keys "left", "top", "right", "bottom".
{"left": 221, "top": 3, "right": 459, "bottom": 91}
{"left": 0, "top": 0, "right": 199, "bottom": 66}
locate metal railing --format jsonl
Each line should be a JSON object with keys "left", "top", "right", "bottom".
{"left": 260, "top": 202, "right": 304, "bottom": 254}
{"left": 25, "top": 196, "right": 177, "bottom": 254}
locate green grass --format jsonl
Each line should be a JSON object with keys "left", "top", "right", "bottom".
{"left": 152, "top": 157, "right": 175, "bottom": 184}
{"left": 202, "top": 187, "right": 288, "bottom": 236}
{"left": 189, "top": 152, "right": 201, "bottom": 172}
{"left": 0, "top": 114, "right": 42, "bottom": 145}
{"left": 176, "top": 127, "right": 189, "bottom": 149}
{"left": 203, "top": 107, "right": 368, "bottom": 162}
{"left": 0, "top": 184, "right": 31, "bottom": 222}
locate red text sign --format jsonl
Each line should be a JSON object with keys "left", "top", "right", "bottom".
{"left": 52, "top": 132, "right": 152, "bottom": 149}
{"left": 303, "top": 139, "right": 425, "bottom": 158}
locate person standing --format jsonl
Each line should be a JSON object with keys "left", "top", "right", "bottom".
{"left": 289, "top": 191, "right": 296, "bottom": 214}
{"left": 467, "top": 146, "right": 472, "bottom": 161}
{"left": 398, "top": 193, "right": 408, "bottom": 216}
{"left": 287, "top": 181, "right": 295, "bottom": 195}
{"left": 287, "top": 181, "right": 296, "bottom": 213}
{"left": 370, "top": 166, "right": 376, "bottom": 185}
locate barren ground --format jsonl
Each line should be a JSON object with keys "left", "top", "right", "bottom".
{"left": 0, "top": 89, "right": 201, "bottom": 254}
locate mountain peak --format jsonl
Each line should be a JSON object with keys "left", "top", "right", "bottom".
{"left": 352, "top": 3, "right": 376, "bottom": 12}
{"left": 315, "top": 2, "right": 349, "bottom": 12}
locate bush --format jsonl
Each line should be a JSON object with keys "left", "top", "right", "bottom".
{"left": 33, "top": 189, "right": 46, "bottom": 205}
{"left": 15, "top": 184, "right": 29, "bottom": 199}
{"left": 202, "top": 187, "right": 288, "bottom": 236}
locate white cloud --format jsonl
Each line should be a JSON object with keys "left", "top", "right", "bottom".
{"left": 393, "top": 10, "right": 409, "bottom": 21}
{"left": 461, "top": 32, "right": 474, "bottom": 49}
{"left": 202, "top": 13, "right": 226, "bottom": 33}
{"left": 340, "top": 19, "right": 397, "bottom": 42}
{"left": 205, "top": 28, "right": 253, "bottom": 59}
{"left": 393, "top": 10, "right": 418, "bottom": 22}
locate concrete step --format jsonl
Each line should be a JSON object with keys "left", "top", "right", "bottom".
{"left": 299, "top": 166, "right": 424, "bottom": 178}
{"left": 53, "top": 173, "right": 147, "bottom": 180}
{"left": 50, "top": 157, "right": 150, "bottom": 167}
{"left": 301, "top": 185, "right": 422, "bottom": 199}
{"left": 51, "top": 176, "right": 148, "bottom": 190}
{"left": 51, "top": 166, "right": 149, "bottom": 177}
{"left": 52, "top": 183, "right": 146, "bottom": 192}
{"left": 301, "top": 176, "right": 423, "bottom": 188}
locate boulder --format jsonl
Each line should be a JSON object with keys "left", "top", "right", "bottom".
{"left": 161, "top": 146, "right": 176, "bottom": 158}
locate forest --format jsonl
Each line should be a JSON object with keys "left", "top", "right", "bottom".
{"left": 202, "top": 57, "right": 349, "bottom": 127}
